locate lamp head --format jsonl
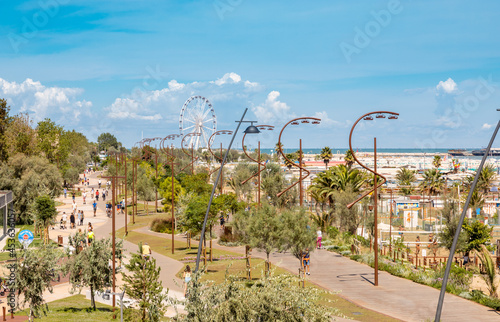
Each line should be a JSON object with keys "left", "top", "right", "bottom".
{"left": 244, "top": 122, "right": 261, "bottom": 134}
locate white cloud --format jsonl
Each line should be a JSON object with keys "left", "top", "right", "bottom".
{"left": 213, "top": 72, "right": 241, "bottom": 86}
{"left": 252, "top": 91, "right": 294, "bottom": 123}
{"left": 107, "top": 98, "right": 162, "bottom": 121}
{"left": 482, "top": 123, "right": 493, "bottom": 130}
{"left": 0, "top": 77, "right": 92, "bottom": 123}
{"left": 436, "top": 78, "right": 458, "bottom": 94}
{"left": 106, "top": 72, "right": 262, "bottom": 121}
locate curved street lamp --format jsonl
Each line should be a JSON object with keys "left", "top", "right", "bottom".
{"left": 195, "top": 108, "right": 259, "bottom": 272}
{"left": 276, "top": 117, "right": 321, "bottom": 206}
{"left": 208, "top": 130, "right": 233, "bottom": 194}
{"left": 241, "top": 125, "right": 274, "bottom": 206}
{"left": 160, "top": 134, "right": 182, "bottom": 254}
{"left": 181, "top": 133, "right": 201, "bottom": 174}
{"left": 144, "top": 137, "right": 162, "bottom": 213}
{"left": 346, "top": 110, "right": 399, "bottom": 287}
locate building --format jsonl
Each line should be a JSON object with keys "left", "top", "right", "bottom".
{"left": 0, "top": 191, "right": 13, "bottom": 241}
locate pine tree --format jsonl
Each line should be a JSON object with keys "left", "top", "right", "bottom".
{"left": 121, "top": 245, "right": 167, "bottom": 321}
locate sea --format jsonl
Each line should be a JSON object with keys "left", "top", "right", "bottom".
{"left": 258, "top": 148, "right": 456, "bottom": 155}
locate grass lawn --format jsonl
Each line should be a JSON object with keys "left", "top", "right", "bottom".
{"left": 18, "top": 295, "right": 171, "bottom": 322}
{"left": 122, "top": 231, "right": 398, "bottom": 321}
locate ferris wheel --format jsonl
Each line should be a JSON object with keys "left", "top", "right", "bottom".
{"left": 179, "top": 96, "right": 217, "bottom": 150}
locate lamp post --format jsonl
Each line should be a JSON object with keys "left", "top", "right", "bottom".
{"left": 276, "top": 117, "right": 321, "bottom": 205}
{"left": 241, "top": 125, "right": 274, "bottom": 206}
{"left": 181, "top": 133, "right": 201, "bottom": 175}
{"left": 160, "top": 134, "right": 181, "bottom": 254}
{"left": 208, "top": 130, "right": 234, "bottom": 194}
{"left": 435, "top": 110, "right": 500, "bottom": 321}
{"left": 195, "top": 108, "right": 260, "bottom": 272}
{"left": 146, "top": 137, "right": 162, "bottom": 213}
{"left": 346, "top": 111, "right": 399, "bottom": 287}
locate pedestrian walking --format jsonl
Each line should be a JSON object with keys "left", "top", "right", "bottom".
{"left": 98, "top": 179, "right": 101, "bottom": 188}
{"left": 81, "top": 210, "right": 85, "bottom": 225}
{"left": 72, "top": 200, "right": 77, "bottom": 215}
{"left": 87, "top": 229, "right": 94, "bottom": 245}
{"left": 77, "top": 211, "right": 82, "bottom": 226}
{"left": 70, "top": 212, "right": 75, "bottom": 229}
{"left": 82, "top": 191, "right": 87, "bottom": 204}
{"left": 102, "top": 190, "right": 106, "bottom": 201}
{"left": 63, "top": 188, "right": 67, "bottom": 198}
{"left": 72, "top": 191, "right": 76, "bottom": 201}
{"left": 96, "top": 190, "right": 99, "bottom": 201}
{"left": 91, "top": 188, "right": 94, "bottom": 199}
{"left": 316, "top": 229, "right": 322, "bottom": 249}
{"left": 61, "top": 212, "right": 67, "bottom": 229}
{"left": 302, "top": 248, "right": 310, "bottom": 275}
{"left": 93, "top": 200, "right": 97, "bottom": 217}
{"left": 183, "top": 265, "right": 192, "bottom": 298}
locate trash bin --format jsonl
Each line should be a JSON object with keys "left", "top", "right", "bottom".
{"left": 58, "top": 235, "right": 63, "bottom": 246}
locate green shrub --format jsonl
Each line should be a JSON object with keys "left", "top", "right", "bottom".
{"left": 150, "top": 217, "right": 173, "bottom": 233}
{"left": 326, "top": 226, "right": 339, "bottom": 239}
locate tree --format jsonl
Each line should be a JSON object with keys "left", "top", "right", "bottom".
{"left": 0, "top": 154, "right": 62, "bottom": 223}
{"left": 308, "top": 164, "right": 366, "bottom": 205}
{"left": 159, "top": 177, "right": 184, "bottom": 212}
{"left": 15, "top": 246, "right": 62, "bottom": 321}
{"left": 5, "top": 113, "right": 38, "bottom": 157}
{"left": 234, "top": 203, "right": 284, "bottom": 273}
{"left": 320, "top": 146, "right": 333, "bottom": 169}
{"left": 0, "top": 98, "right": 10, "bottom": 162}
{"left": 36, "top": 118, "right": 68, "bottom": 167}
{"left": 181, "top": 273, "right": 332, "bottom": 321}
{"left": 309, "top": 189, "right": 332, "bottom": 232}
{"left": 33, "top": 195, "right": 58, "bottom": 244}
{"left": 462, "top": 220, "right": 492, "bottom": 253}
{"left": 97, "top": 132, "right": 119, "bottom": 151}
{"left": 281, "top": 208, "right": 316, "bottom": 264}
{"left": 332, "top": 189, "right": 362, "bottom": 234}
{"left": 477, "top": 164, "right": 496, "bottom": 194}
{"left": 395, "top": 167, "right": 417, "bottom": 195}
{"left": 284, "top": 153, "right": 296, "bottom": 171}
{"left": 226, "top": 163, "right": 253, "bottom": 202}
{"left": 433, "top": 155, "right": 442, "bottom": 169}
{"left": 261, "top": 162, "right": 298, "bottom": 208}
{"left": 476, "top": 245, "right": 499, "bottom": 298}
{"left": 420, "top": 168, "right": 444, "bottom": 196}
{"left": 344, "top": 149, "right": 355, "bottom": 167}
{"left": 468, "top": 190, "right": 485, "bottom": 217}
{"left": 122, "top": 245, "right": 167, "bottom": 321}
{"left": 438, "top": 200, "right": 468, "bottom": 252}
{"left": 65, "top": 238, "right": 114, "bottom": 310}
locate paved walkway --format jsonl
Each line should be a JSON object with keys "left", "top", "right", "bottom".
{"left": 136, "top": 224, "right": 500, "bottom": 322}
{"left": 49, "top": 170, "right": 185, "bottom": 317}
{"left": 51, "top": 170, "right": 500, "bottom": 321}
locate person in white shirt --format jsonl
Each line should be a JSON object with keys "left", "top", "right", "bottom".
{"left": 72, "top": 200, "right": 77, "bottom": 215}
{"left": 61, "top": 212, "right": 67, "bottom": 229}
{"left": 82, "top": 191, "right": 87, "bottom": 204}
{"left": 316, "top": 229, "right": 322, "bottom": 249}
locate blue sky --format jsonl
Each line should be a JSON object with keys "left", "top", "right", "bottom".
{"left": 1, "top": 0, "right": 500, "bottom": 150}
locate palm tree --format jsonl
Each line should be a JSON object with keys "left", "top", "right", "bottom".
{"left": 275, "top": 142, "right": 283, "bottom": 162}
{"left": 433, "top": 155, "right": 442, "bottom": 169}
{"left": 477, "top": 245, "right": 499, "bottom": 297}
{"left": 320, "top": 146, "right": 333, "bottom": 169}
{"left": 478, "top": 164, "right": 496, "bottom": 194}
{"left": 468, "top": 190, "right": 485, "bottom": 217}
{"left": 420, "top": 168, "right": 444, "bottom": 196}
{"left": 308, "top": 164, "right": 367, "bottom": 205}
{"left": 396, "top": 168, "right": 417, "bottom": 196}
{"left": 344, "top": 150, "right": 354, "bottom": 168}
{"left": 284, "top": 153, "right": 296, "bottom": 171}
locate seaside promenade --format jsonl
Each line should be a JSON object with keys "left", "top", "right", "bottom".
{"left": 46, "top": 170, "right": 500, "bottom": 321}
